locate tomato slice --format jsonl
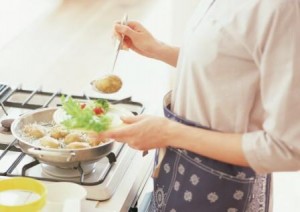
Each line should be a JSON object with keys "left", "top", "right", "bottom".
{"left": 93, "top": 107, "right": 104, "bottom": 115}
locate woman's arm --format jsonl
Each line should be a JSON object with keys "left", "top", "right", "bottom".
{"left": 168, "top": 120, "right": 249, "bottom": 167}
{"left": 240, "top": 2, "right": 300, "bottom": 173}
{"left": 95, "top": 115, "right": 249, "bottom": 167}
{"left": 150, "top": 41, "right": 179, "bottom": 67}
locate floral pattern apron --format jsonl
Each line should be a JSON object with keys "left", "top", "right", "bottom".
{"left": 147, "top": 92, "right": 271, "bottom": 212}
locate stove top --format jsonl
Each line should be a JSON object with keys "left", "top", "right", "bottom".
{"left": 0, "top": 84, "right": 145, "bottom": 200}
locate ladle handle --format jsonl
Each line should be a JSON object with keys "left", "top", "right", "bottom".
{"left": 111, "top": 13, "right": 128, "bottom": 73}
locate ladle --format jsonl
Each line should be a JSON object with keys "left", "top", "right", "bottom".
{"left": 91, "top": 14, "right": 128, "bottom": 94}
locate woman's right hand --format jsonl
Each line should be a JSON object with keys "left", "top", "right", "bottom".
{"left": 114, "top": 21, "right": 161, "bottom": 59}
{"left": 114, "top": 21, "right": 179, "bottom": 67}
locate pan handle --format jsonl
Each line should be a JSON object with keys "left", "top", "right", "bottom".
{"left": 27, "top": 148, "right": 76, "bottom": 162}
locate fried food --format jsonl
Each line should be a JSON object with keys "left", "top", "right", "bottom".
{"left": 64, "top": 132, "right": 84, "bottom": 144}
{"left": 50, "top": 126, "right": 69, "bottom": 139}
{"left": 23, "top": 124, "right": 46, "bottom": 139}
{"left": 39, "top": 136, "right": 60, "bottom": 148}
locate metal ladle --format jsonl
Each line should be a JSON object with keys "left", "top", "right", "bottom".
{"left": 91, "top": 14, "right": 128, "bottom": 94}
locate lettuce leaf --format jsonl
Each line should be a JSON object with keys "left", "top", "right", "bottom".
{"left": 60, "top": 96, "right": 112, "bottom": 132}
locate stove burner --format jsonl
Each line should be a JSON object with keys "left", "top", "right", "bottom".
{"left": 42, "top": 163, "right": 96, "bottom": 178}
{"left": 0, "top": 118, "right": 13, "bottom": 132}
{"left": 0, "top": 119, "right": 13, "bottom": 134}
{"left": 0, "top": 127, "right": 11, "bottom": 135}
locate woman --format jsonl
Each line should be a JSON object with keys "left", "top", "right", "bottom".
{"left": 98, "top": 0, "right": 300, "bottom": 211}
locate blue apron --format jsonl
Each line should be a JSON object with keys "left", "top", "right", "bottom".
{"left": 147, "top": 92, "right": 271, "bottom": 212}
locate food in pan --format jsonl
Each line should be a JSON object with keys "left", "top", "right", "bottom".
{"left": 39, "top": 136, "right": 60, "bottom": 149}
{"left": 49, "top": 125, "right": 69, "bottom": 139}
{"left": 23, "top": 124, "right": 46, "bottom": 139}
{"left": 64, "top": 132, "right": 84, "bottom": 144}
{"left": 19, "top": 97, "right": 131, "bottom": 150}
{"left": 21, "top": 123, "right": 105, "bottom": 149}
{"left": 86, "top": 133, "right": 104, "bottom": 146}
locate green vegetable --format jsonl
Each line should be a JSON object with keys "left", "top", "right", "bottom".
{"left": 60, "top": 96, "right": 112, "bottom": 132}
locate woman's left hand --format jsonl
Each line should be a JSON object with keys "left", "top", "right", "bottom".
{"left": 95, "top": 115, "right": 172, "bottom": 151}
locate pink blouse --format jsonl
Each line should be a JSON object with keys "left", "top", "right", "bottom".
{"left": 171, "top": 0, "right": 300, "bottom": 173}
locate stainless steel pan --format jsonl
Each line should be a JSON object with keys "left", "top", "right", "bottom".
{"left": 11, "top": 107, "right": 115, "bottom": 168}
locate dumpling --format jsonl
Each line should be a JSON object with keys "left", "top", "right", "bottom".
{"left": 65, "top": 142, "right": 91, "bottom": 149}
{"left": 86, "top": 133, "right": 109, "bottom": 147}
{"left": 50, "top": 125, "right": 69, "bottom": 139}
{"left": 23, "top": 124, "right": 46, "bottom": 139}
{"left": 63, "top": 132, "right": 84, "bottom": 144}
{"left": 39, "top": 136, "right": 60, "bottom": 148}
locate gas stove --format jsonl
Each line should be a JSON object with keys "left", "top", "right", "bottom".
{"left": 0, "top": 83, "right": 153, "bottom": 206}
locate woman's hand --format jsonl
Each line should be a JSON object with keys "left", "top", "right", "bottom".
{"left": 114, "top": 21, "right": 179, "bottom": 67}
{"left": 114, "top": 21, "right": 160, "bottom": 58}
{"left": 95, "top": 115, "right": 173, "bottom": 151}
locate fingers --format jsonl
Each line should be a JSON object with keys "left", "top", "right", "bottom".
{"left": 90, "top": 130, "right": 131, "bottom": 149}
{"left": 93, "top": 130, "right": 117, "bottom": 143}
{"left": 93, "top": 115, "right": 145, "bottom": 141}
{"left": 114, "top": 24, "right": 136, "bottom": 40}
{"left": 121, "top": 37, "right": 130, "bottom": 50}
{"left": 120, "top": 115, "right": 144, "bottom": 124}
{"left": 95, "top": 124, "right": 133, "bottom": 142}
{"left": 113, "top": 25, "right": 134, "bottom": 50}
{"left": 126, "top": 21, "right": 145, "bottom": 30}
{"left": 96, "top": 129, "right": 116, "bottom": 140}
{"left": 113, "top": 31, "right": 122, "bottom": 41}
{"left": 112, "top": 32, "right": 129, "bottom": 50}
{"left": 112, "top": 21, "right": 149, "bottom": 52}
{"left": 114, "top": 21, "right": 144, "bottom": 38}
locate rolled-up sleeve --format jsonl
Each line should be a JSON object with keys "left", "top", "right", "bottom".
{"left": 242, "top": 2, "right": 300, "bottom": 173}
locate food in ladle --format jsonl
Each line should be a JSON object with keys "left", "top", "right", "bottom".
{"left": 94, "top": 75, "right": 122, "bottom": 94}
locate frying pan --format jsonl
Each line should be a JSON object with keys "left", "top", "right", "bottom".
{"left": 11, "top": 107, "right": 129, "bottom": 168}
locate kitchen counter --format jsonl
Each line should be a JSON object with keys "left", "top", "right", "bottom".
{"left": 0, "top": 149, "right": 154, "bottom": 212}
{"left": 81, "top": 150, "right": 154, "bottom": 212}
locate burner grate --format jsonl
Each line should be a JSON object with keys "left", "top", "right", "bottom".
{"left": 6, "top": 145, "right": 122, "bottom": 186}
{"left": 0, "top": 84, "right": 10, "bottom": 97}
{"left": 1, "top": 86, "right": 143, "bottom": 113}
